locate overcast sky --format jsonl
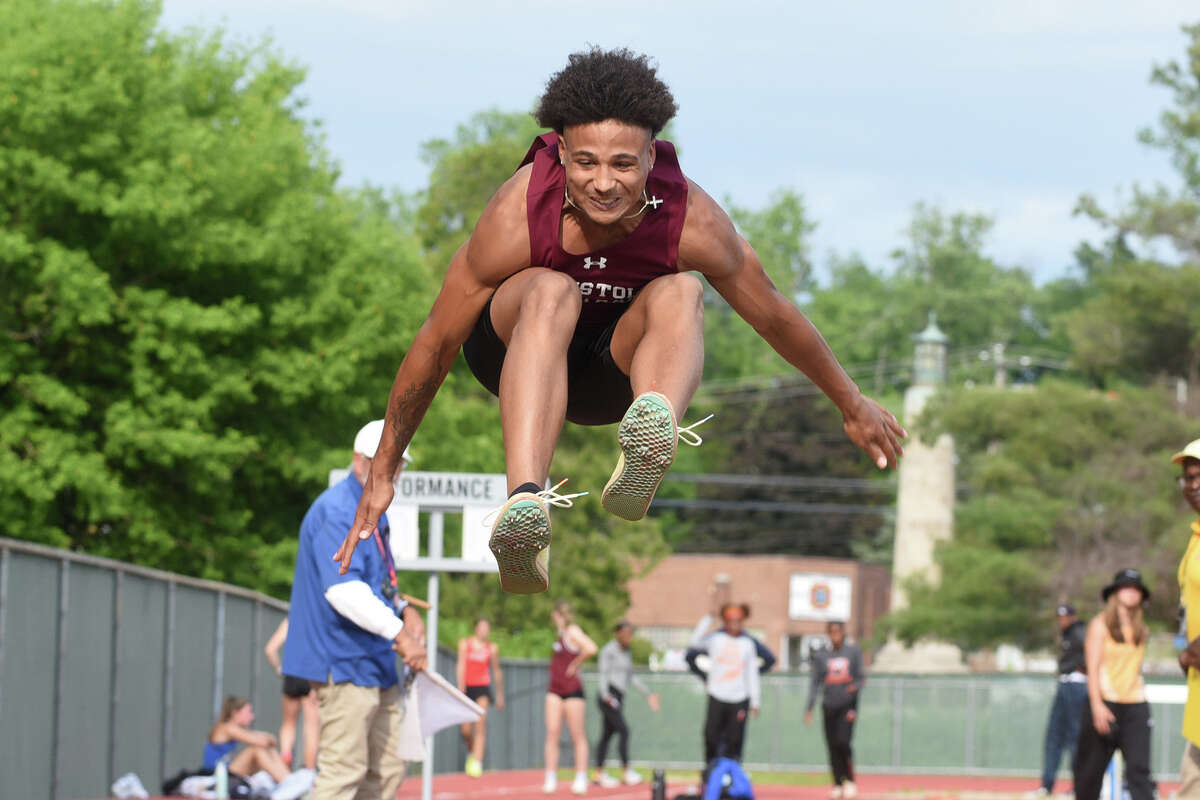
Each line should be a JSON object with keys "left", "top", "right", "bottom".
{"left": 159, "top": 0, "right": 1196, "bottom": 283}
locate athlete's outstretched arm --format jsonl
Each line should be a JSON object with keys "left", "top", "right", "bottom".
{"left": 680, "top": 183, "right": 906, "bottom": 469}
{"left": 335, "top": 170, "right": 533, "bottom": 573}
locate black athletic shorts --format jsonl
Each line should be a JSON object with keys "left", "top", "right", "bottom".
{"left": 548, "top": 688, "right": 586, "bottom": 701}
{"left": 465, "top": 685, "right": 494, "bottom": 703}
{"left": 462, "top": 295, "right": 633, "bottom": 426}
{"left": 282, "top": 675, "right": 311, "bottom": 698}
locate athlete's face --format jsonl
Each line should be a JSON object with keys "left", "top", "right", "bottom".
{"left": 828, "top": 623, "right": 845, "bottom": 650}
{"left": 475, "top": 619, "right": 490, "bottom": 640}
{"left": 559, "top": 120, "right": 655, "bottom": 227}
{"left": 616, "top": 627, "right": 634, "bottom": 648}
{"left": 233, "top": 703, "right": 255, "bottom": 727}
{"left": 1116, "top": 585, "right": 1144, "bottom": 610}
{"left": 1182, "top": 458, "right": 1200, "bottom": 513}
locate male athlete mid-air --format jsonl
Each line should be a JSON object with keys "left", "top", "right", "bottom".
{"left": 335, "top": 48, "right": 906, "bottom": 593}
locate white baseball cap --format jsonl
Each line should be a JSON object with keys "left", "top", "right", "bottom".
{"left": 1171, "top": 438, "right": 1200, "bottom": 465}
{"left": 353, "top": 419, "right": 412, "bottom": 464}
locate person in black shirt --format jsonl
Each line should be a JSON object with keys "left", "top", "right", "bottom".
{"left": 1035, "top": 603, "right": 1088, "bottom": 796}
{"left": 805, "top": 621, "right": 864, "bottom": 800}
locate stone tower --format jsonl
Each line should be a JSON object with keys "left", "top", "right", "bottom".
{"left": 873, "top": 314, "right": 964, "bottom": 672}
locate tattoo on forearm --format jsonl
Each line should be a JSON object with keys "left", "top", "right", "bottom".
{"left": 385, "top": 374, "right": 443, "bottom": 453}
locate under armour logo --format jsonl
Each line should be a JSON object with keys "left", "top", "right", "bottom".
{"left": 646, "top": 195, "right": 663, "bottom": 210}
{"left": 583, "top": 257, "right": 607, "bottom": 270}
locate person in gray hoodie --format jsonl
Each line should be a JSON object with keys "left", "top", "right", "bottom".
{"left": 689, "top": 603, "right": 761, "bottom": 765}
{"left": 805, "top": 621, "right": 865, "bottom": 799}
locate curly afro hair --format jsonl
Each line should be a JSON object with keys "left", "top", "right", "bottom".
{"left": 534, "top": 47, "right": 678, "bottom": 137}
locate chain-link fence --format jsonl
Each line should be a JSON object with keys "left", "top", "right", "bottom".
{"left": 1, "top": 536, "right": 1189, "bottom": 800}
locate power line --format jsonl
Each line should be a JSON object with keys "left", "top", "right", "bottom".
{"left": 663, "top": 473, "right": 896, "bottom": 493}
{"left": 650, "top": 498, "right": 892, "bottom": 515}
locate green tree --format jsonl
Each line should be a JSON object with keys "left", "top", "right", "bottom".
{"left": 807, "top": 205, "right": 1044, "bottom": 387}
{"left": 0, "top": 0, "right": 439, "bottom": 594}
{"left": 884, "top": 380, "right": 1194, "bottom": 651}
{"left": 416, "top": 109, "right": 545, "bottom": 270}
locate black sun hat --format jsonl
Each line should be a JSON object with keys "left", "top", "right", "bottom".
{"left": 1101, "top": 568, "right": 1151, "bottom": 602}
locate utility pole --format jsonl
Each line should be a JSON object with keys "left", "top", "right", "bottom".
{"left": 992, "top": 342, "right": 1006, "bottom": 388}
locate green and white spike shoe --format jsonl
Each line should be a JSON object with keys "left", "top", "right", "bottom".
{"left": 486, "top": 479, "right": 585, "bottom": 594}
{"left": 601, "top": 392, "right": 712, "bottom": 521}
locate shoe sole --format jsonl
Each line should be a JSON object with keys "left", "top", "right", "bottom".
{"left": 601, "top": 392, "right": 676, "bottom": 521}
{"left": 488, "top": 493, "right": 551, "bottom": 594}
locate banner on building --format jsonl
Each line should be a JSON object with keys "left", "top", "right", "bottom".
{"left": 788, "top": 573, "right": 852, "bottom": 620}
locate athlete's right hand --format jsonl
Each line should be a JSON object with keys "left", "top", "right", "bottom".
{"left": 334, "top": 473, "right": 396, "bottom": 574}
{"left": 1091, "top": 701, "right": 1116, "bottom": 736}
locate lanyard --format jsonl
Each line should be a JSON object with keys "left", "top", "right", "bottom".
{"left": 372, "top": 528, "right": 399, "bottom": 595}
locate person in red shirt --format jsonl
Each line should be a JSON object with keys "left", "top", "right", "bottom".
{"left": 335, "top": 48, "right": 905, "bottom": 595}
{"left": 456, "top": 618, "right": 505, "bottom": 777}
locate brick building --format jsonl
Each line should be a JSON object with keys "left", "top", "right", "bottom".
{"left": 625, "top": 554, "right": 890, "bottom": 670}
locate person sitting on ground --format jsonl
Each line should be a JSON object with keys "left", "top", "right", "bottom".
{"left": 202, "top": 695, "right": 291, "bottom": 785}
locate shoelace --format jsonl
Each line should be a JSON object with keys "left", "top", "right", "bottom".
{"left": 677, "top": 413, "right": 714, "bottom": 447}
{"left": 482, "top": 478, "right": 588, "bottom": 527}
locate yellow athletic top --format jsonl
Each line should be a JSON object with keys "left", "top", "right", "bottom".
{"left": 1098, "top": 623, "right": 1145, "bottom": 704}
{"left": 1178, "top": 519, "right": 1200, "bottom": 745}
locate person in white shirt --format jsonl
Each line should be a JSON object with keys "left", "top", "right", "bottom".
{"left": 689, "top": 603, "right": 760, "bottom": 766}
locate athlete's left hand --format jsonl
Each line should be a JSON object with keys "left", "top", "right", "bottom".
{"left": 749, "top": 707, "right": 760, "bottom": 719}
{"left": 842, "top": 393, "right": 906, "bottom": 470}
{"left": 648, "top": 693, "right": 661, "bottom": 712}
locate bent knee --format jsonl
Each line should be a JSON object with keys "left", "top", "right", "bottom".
{"left": 644, "top": 272, "right": 704, "bottom": 310}
{"left": 520, "top": 268, "right": 582, "bottom": 316}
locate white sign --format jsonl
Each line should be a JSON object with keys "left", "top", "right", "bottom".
{"left": 789, "top": 573, "right": 853, "bottom": 621}
{"left": 395, "top": 471, "right": 507, "bottom": 508}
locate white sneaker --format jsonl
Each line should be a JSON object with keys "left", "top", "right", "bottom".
{"left": 622, "top": 768, "right": 643, "bottom": 786}
{"left": 1029, "top": 790, "right": 1050, "bottom": 799}
{"left": 543, "top": 772, "right": 558, "bottom": 794}
{"left": 842, "top": 781, "right": 857, "bottom": 799}
{"left": 596, "top": 773, "right": 620, "bottom": 789}
{"left": 571, "top": 773, "right": 588, "bottom": 795}
{"left": 830, "top": 787, "right": 843, "bottom": 799}
{"left": 111, "top": 774, "right": 150, "bottom": 800}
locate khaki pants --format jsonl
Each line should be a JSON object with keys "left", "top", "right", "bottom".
{"left": 1182, "top": 742, "right": 1200, "bottom": 800}
{"left": 312, "top": 680, "right": 407, "bottom": 800}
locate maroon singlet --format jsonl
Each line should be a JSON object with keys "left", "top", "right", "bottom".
{"left": 548, "top": 631, "right": 584, "bottom": 697}
{"left": 520, "top": 132, "right": 689, "bottom": 332}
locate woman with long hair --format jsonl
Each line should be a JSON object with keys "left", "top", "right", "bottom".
{"left": 543, "top": 600, "right": 598, "bottom": 795}
{"left": 264, "top": 618, "right": 319, "bottom": 769}
{"left": 202, "top": 696, "right": 291, "bottom": 784}
{"left": 457, "top": 617, "right": 505, "bottom": 777}
{"left": 1074, "top": 568, "right": 1155, "bottom": 800}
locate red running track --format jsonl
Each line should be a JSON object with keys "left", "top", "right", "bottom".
{"left": 98, "top": 769, "right": 1183, "bottom": 799}
{"left": 395, "top": 769, "right": 1181, "bottom": 800}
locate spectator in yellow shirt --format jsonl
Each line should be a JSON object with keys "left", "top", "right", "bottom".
{"left": 1174, "top": 439, "right": 1200, "bottom": 798}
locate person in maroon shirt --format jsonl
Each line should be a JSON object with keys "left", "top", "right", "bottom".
{"left": 336, "top": 47, "right": 906, "bottom": 594}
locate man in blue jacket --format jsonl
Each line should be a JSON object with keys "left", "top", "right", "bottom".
{"left": 284, "top": 420, "right": 427, "bottom": 800}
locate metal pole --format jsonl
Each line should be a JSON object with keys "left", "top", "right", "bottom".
{"left": 964, "top": 680, "right": 976, "bottom": 770}
{"left": 0, "top": 547, "right": 9, "bottom": 730}
{"left": 162, "top": 582, "right": 176, "bottom": 785}
{"left": 422, "top": 511, "right": 444, "bottom": 800}
{"left": 213, "top": 592, "right": 226, "bottom": 721}
{"left": 52, "top": 558, "right": 70, "bottom": 800}
{"left": 891, "top": 678, "right": 904, "bottom": 769}
{"left": 109, "top": 570, "right": 124, "bottom": 791}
